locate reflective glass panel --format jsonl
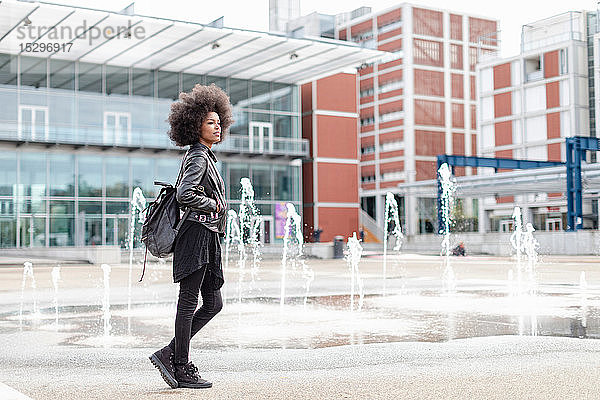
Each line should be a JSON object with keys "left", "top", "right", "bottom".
{"left": 18, "top": 199, "right": 46, "bottom": 215}
{"left": 0, "top": 153, "right": 16, "bottom": 195}
{"left": 49, "top": 154, "right": 74, "bottom": 196}
{"left": 273, "top": 166, "right": 292, "bottom": 201}
{"left": 0, "top": 53, "right": 18, "bottom": 85}
{"left": 182, "top": 73, "right": 203, "bottom": 92}
{"left": 131, "top": 157, "right": 155, "bottom": 198}
{"left": 206, "top": 75, "right": 226, "bottom": 91}
{"left": 155, "top": 158, "right": 180, "bottom": 185}
{"left": 106, "top": 201, "right": 129, "bottom": 215}
{"left": 49, "top": 217, "right": 74, "bottom": 246}
{"left": 78, "top": 201, "right": 102, "bottom": 215}
{"left": 250, "top": 80, "right": 270, "bottom": 110}
{"left": 0, "top": 218, "right": 16, "bottom": 247}
{"left": 21, "top": 56, "right": 47, "bottom": 88}
{"left": 132, "top": 68, "right": 153, "bottom": 97}
{"left": 158, "top": 71, "right": 179, "bottom": 99}
{"left": 273, "top": 115, "right": 296, "bottom": 138}
{"left": 78, "top": 156, "right": 102, "bottom": 197}
{"left": 49, "top": 59, "right": 75, "bottom": 90}
{"left": 251, "top": 165, "right": 270, "bottom": 200}
{"left": 19, "top": 153, "right": 46, "bottom": 197}
{"left": 229, "top": 79, "right": 249, "bottom": 108}
{"left": 228, "top": 164, "right": 247, "bottom": 200}
{"left": 272, "top": 83, "right": 296, "bottom": 111}
{"left": 105, "top": 157, "right": 129, "bottom": 197}
{"left": 49, "top": 200, "right": 74, "bottom": 216}
{"left": 84, "top": 217, "right": 102, "bottom": 245}
{"left": 230, "top": 110, "right": 249, "bottom": 136}
{"left": 78, "top": 62, "right": 102, "bottom": 93}
{"left": 106, "top": 65, "right": 129, "bottom": 95}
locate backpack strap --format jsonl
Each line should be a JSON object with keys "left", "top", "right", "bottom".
{"left": 175, "top": 150, "right": 211, "bottom": 227}
{"left": 138, "top": 247, "right": 149, "bottom": 282}
{"left": 174, "top": 150, "right": 189, "bottom": 187}
{"left": 139, "top": 150, "right": 192, "bottom": 282}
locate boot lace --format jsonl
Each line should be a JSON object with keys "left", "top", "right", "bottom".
{"left": 184, "top": 362, "right": 201, "bottom": 379}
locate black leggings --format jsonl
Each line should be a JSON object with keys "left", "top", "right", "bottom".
{"left": 168, "top": 267, "right": 223, "bottom": 365}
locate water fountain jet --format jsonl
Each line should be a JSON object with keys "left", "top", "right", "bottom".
{"left": 438, "top": 163, "right": 456, "bottom": 294}
{"left": 19, "top": 261, "right": 38, "bottom": 327}
{"left": 100, "top": 264, "right": 112, "bottom": 341}
{"left": 51, "top": 265, "right": 61, "bottom": 327}
{"left": 383, "top": 192, "right": 404, "bottom": 296}
{"left": 237, "top": 178, "right": 262, "bottom": 303}
{"left": 280, "top": 203, "right": 314, "bottom": 309}
{"left": 346, "top": 232, "right": 364, "bottom": 312}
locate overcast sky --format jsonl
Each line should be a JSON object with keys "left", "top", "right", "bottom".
{"left": 50, "top": 0, "right": 599, "bottom": 58}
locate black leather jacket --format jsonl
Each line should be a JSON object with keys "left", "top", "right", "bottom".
{"left": 176, "top": 142, "right": 227, "bottom": 234}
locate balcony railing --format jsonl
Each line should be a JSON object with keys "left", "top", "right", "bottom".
{"left": 218, "top": 134, "right": 309, "bottom": 158}
{"left": 0, "top": 122, "right": 309, "bottom": 158}
{"left": 522, "top": 31, "right": 583, "bottom": 53}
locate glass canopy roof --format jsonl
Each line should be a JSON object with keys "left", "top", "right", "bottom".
{"left": 0, "top": 0, "right": 384, "bottom": 83}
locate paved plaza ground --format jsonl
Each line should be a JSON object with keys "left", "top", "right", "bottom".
{"left": 0, "top": 253, "right": 599, "bottom": 399}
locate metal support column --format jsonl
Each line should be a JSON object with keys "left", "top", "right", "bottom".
{"left": 565, "top": 136, "right": 600, "bottom": 230}
{"left": 574, "top": 141, "right": 584, "bottom": 230}
{"left": 565, "top": 138, "right": 575, "bottom": 230}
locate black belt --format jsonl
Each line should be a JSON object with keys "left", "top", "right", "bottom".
{"left": 190, "top": 211, "right": 219, "bottom": 222}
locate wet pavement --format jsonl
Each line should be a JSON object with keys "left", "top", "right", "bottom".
{"left": 1, "top": 253, "right": 600, "bottom": 398}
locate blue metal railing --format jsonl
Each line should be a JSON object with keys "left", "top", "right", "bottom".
{"left": 436, "top": 155, "right": 565, "bottom": 234}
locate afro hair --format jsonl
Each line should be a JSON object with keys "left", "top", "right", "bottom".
{"left": 167, "top": 83, "right": 234, "bottom": 147}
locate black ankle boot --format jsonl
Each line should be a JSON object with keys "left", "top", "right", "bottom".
{"left": 174, "top": 362, "right": 212, "bottom": 389}
{"left": 149, "top": 345, "right": 178, "bottom": 388}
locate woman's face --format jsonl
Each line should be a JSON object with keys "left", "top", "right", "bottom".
{"left": 199, "top": 111, "right": 221, "bottom": 147}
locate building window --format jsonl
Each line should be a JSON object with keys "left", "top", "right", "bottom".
{"left": 450, "top": 44, "right": 463, "bottom": 70}
{"left": 560, "top": 48, "right": 568, "bottom": 75}
{"left": 469, "top": 47, "right": 478, "bottom": 71}
{"left": 360, "top": 116, "right": 375, "bottom": 126}
{"left": 249, "top": 121, "right": 273, "bottom": 153}
{"left": 361, "top": 145, "right": 376, "bottom": 155}
{"left": 381, "top": 170, "right": 404, "bottom": 181}
{"left": 413, "top": 8, "right": 443, "bottom": 38}
{"left": 360, "top": 87, "right": 374, "bottom": 97}
{"left": 378, "top": 20, "right": 402, "bottom": 35}
{"left": 103, "top": 111, "right": 131, "bottom": 145}
{"left": 78, "top": 62, "right": 103, "bottom": 93}
{"left": 0, "top": 53, "right": 17, "bottom": 85}
{"left": 361, "top": 175, "right": 376, "bottom": 183}
{"left": 379, "top": 110, "right": 403, "bottom": 123}
{"left": 351, "top": 30, "right": 373, "bottom": 43}
{"left": 414, "top": 39, "right": 443, "bottom": 67}
{"left": 525, "top": 55, "right": 542, "bottom": 82}
{"left": 18, "top": 105, "right": 48, "bottom": 141}
{"left": 380, "top": 140, "right": 403, "bottom": 152}
{"left": 20, "top": 56, "right": 47, "bottom": 88}
{"left": 379, "top": 79, "right": 403, "bottom": 93}
{"left": 361, "top": 196, "right": 376, "bottom": 219}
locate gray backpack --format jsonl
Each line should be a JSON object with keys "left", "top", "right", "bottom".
{"left": 139, "top": 152, "right": 207, "bottom": 280}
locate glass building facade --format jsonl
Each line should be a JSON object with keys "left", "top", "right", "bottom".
{"left": 0, "top": 53, "right": 305, "bottom": 247}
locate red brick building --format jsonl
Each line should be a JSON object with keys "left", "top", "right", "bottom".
{"left": 301, "top": 73, "right": 360, "bottom": 242}
{"left": 334, "top": 4, "right": 498, "bottom": 237}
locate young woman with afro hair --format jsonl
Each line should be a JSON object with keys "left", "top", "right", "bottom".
{"left": 150, "top": 83, "right": 233, "bottom": 389}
